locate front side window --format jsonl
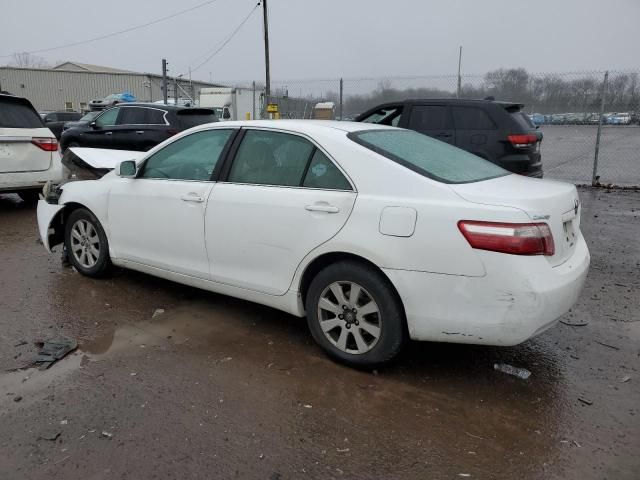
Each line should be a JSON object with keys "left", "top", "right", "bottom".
{"left": 359, "top": 106, "right": 403, "bottom": 127}
{"left": 408, "top": 105, "right": 450, "bottom": 131}
{"left": 303, "top": 150, "right": 351, "bottom": 190}
{"left": 95, "top": 107, "right": 120, "bottom": 127}
{"left": 140, "top": 129, "right": 234, "bottom": 181}
{"left": 228, "top": 130, "right": 314, "bottom": 186}
{"left": 349, "top": 129, "right": 507, "bottom": 184}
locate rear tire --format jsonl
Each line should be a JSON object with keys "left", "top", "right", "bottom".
{"left": 306, "top": 261, "right": 406, "bottom": 368}
{"left": 64, "top": 208, "right": 111, "bottom": 277}
{"left": 17, "top": 189, "right": 41, "bottom": 205}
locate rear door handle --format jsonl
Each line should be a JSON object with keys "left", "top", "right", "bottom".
{"left": 305, "top": 204, "right": 340, "bottom": 213}
{"left": 105, "top": 132, "right": 113, "bottom": 136}
{"left": 436, "top": 132, "right": 452, "bottom": 137}
{"left": 181, "top": 193, "right": 205, "bottom": 203}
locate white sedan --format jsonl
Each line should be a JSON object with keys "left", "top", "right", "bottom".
{"left": 37, "top": 120, "right": 590, "bottom": 367}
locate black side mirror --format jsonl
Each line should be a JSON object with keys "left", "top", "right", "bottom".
{"left": 89, "top": 121, "right": 98, "bottom": 129}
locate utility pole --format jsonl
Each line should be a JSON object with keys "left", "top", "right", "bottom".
{"left": 592, "top": 71, "right": 609, "bottom": 186}
{"left": 262, "top": 0, "right": 271, "bottom": 105}
{"left": 456, "top": 46, "right": 462, "bottom": 99}
{"left": 162, "top": 59, "right": 168, "bottom": 105}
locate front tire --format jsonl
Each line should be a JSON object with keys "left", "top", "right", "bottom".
{"left": 64, "top": 208, "right": 111, "bottom": 277}
{"left": 306, "top": 261, "right": 406, "bottom": 368}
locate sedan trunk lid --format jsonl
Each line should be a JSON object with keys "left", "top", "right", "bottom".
{"left": 449, "top": 175, "right": 581, "bottom": 267}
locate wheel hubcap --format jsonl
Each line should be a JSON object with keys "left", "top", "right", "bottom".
{"left": 317, "top": 281, "right": 382, "bottom": 355}
{"left": 70, "top": 219, "right": 100, "bottom": 269}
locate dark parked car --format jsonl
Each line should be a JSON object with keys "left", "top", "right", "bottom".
{"left": 62, "top": 111, "right": 101, "bottom": 132}
{"left": 42, "top": 111, "right": 83, "bottom": 139}
{"left": 60, "top": 103, "right": 217, "bottom": 152}
{"left": 356, "top": 98, "right": 543, "bottom": 177}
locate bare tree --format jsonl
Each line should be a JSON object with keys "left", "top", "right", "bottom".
{"left": 9, "top": 52, "right": 50, "bottom": 68}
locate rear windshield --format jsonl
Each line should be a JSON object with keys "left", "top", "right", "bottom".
{"left": 176, "top": 109, "right": 217, "bottom": 129}
{"left": 349, "top": 129, "right": 508, "bottom": 184}
{"left": 0, "top": 98, "right": 44, "bottom": 128}
{"left": 506, "top": 106, "right": 535, "bottom": 130}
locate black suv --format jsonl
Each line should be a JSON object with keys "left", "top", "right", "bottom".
{"left": 42, "top": 111, "right": 83, "bottom": 139}
{"left": 356, "top": 99, "right": 543, "bottom": 177}
{"left": 60, "top": 103, "right": 217, "bottom": 152}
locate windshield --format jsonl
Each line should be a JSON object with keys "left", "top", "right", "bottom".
{"left": 80, "top": 111, "right": 100, "bottom": 122}
{"left": 349, "top": 129, "right": 508, "bottom": 184}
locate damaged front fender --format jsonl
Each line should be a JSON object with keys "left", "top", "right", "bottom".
{"left": 37, "top": 200, "right": 65, "bottom": 252}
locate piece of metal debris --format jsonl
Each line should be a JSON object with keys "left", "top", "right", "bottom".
{"left": 621, "top": 375, "right": 631, "bottom": 383}
{"left": 578, "top": 397, "right": 593, "bottom": 406}
{"left": 13, "top": 395, "right": 22, "bottom": 403}
{"left": 560, "top": 320, "right": 588, "bottom": 327}
{"left": 101, "top": 431, "right": 113, "bottom": 439}
{"left": 39, "top": 431, "right": 61, "bottom": 441}
{"left": 494, "top": 363, "right": 531, "bottom": 380}
{"left": 33, "top": 337, "right": 77, "bottom": 370}
{"left": 594, "top": 340, "right": 620, "bottom": 350}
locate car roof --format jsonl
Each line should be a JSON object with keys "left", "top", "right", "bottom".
{"left": 368, "top": 98, "right": 524, "bottom": 109}
{"left": 118, "top": 102, "right": 211, "bottom": 111}
{"left": 193, "top": 120, "right": 395, "bottom": 135}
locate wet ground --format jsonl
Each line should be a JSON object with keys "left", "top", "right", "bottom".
{"left": 0, "top": 188, "right": 638, "bottom": 480}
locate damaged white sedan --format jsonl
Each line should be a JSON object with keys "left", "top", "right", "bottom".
{"left": 37, "top": 120, "right": 589, "bottom": 367}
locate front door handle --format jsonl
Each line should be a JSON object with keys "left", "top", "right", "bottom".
{"left": 180, "top": 193, "right": 205, "bottom": 203}
{"left": 105, "top": 132, "right": 113, "bottom": 136}
{"left": 305, "top": 204, "right": 340, "bottom": 213}
{"left": 136, "top": 131, "right": 144, "bottom": 134}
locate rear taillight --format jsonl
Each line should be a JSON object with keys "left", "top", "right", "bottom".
{"left": 508, "top": 134, "right": 537, "bottom": 148}
{"left": 458, "top": 221, "right": 555, "bottom": 256}
{"left": 31, "top": 137, "right": 58, "bottom": 151}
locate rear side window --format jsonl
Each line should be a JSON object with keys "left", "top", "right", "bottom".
{"left": 408, "top": 105, "right": 450, "bottom": 131}
{"left": 118, "top": 107, "right": 148, "bottom": 125}
{"left": 176, "top": 109, "right": 217, "bottom": 129}
{"left": 228, "top": 130, "right": 314, "bottom": 186}
{"left": 146, "top": 109, "right": 167, "bottom": 124}
{"left": 0, "top": 99, "right": 43, "bottom": 128}
{"left": 349, "top": 129, "right": 507, "bottom": 184}
{"left": 302, "top": 150, "right": 351, "bottom": 190}
{"left": 452, "top": 107, "right": 496, "bottom": 130}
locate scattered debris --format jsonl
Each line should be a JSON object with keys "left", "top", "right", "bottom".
{"left": 560, "top": 320, "right": 588, "bottom": 327}
{"left": 13, "top": 340, "right": 28, "bottom": 347}
{"left": 259, "top": 454, "right": 265, "bottom": 459}
{"left": 33, "top": 337, "right": 77, "bottom": 370}
{"left": 594, "top": 340, "right": 620, "bottom": 350}
{"left": 60, "top": 419, "right": 68, "bottom": 425}
{"left": 101, "top": 431, "right": 113, "bottom": 439}
{"left": 130, "top": 372, "right": 137, "bottom": 376}
{"left": 573, "top": 440, "right": 582, "bottom": 448}
{"left": 621, "top": 375, "right": 631, "bottom": 383}
{"left": 465, "top": 432, "right": 484, "bottom": 440}
{"left": 458, "top": 474, "right": 471, "bottom": 478}
{"left": 570, "top": 354, "right": 580, "bottom": 360}
{"left": 152, "top": 308, "right": 165, "bottom": 318}
{"left": 494, "top": 363, "right": 531, "bottom": 380}
{"left": 303, "top": 404, "right": 313, "bottom": 409}
{"left": 578, "top": 397, "right": 593, "bottom": 406}
{"left": 13, "top": 395, "right": 22, "bottom": 403}
{"left": 336, "top": 448, "right": 350, "bottom": 453}
{"left": 39, "top": 431, "right": 61, "bottom": 441}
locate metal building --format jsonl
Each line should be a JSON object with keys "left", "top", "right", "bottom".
{"left": 0, "top": 62, "right": 221, "bottom": 112}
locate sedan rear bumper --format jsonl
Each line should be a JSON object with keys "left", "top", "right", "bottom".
{"left": 383, "top": 234, "right": 590, "bottom": 346}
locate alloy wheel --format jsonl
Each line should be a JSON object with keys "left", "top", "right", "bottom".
{"left": 70, "top": 219, "right": 100, "bottom": 269}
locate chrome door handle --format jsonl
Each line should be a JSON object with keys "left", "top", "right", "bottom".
{"left": 136, "top": 131, "right": 144, "bottom": 134}
{"left": 305, "top": 204, "right": 340, "bottom": 213}
{"left": 180, "top": 193, "right": 205, "bottom": 203}
{"left": 105, "top": 132, "right": 113, "bottom": 136}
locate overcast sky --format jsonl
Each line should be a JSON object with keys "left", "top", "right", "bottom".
{"left": 1, "top": 0, "right": 639, "bottom": 83}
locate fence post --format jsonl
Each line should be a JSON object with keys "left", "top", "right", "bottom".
{"left": 252, "top": 81, "right": 256, "bottom": 120}
{"left": 339, "top": 78, "right": 344, "bottom": 121}
{"left": 592, "top": 71, "right": 609, "bottom": 186}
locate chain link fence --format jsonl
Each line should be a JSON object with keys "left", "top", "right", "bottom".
{"left": 231, "top": 70, "right": 640, "bottom": 187}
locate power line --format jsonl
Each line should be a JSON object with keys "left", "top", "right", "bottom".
{"left": 0, "top": 0, "right": 222, "bottom": 58}
{"left": 187, "top": 3, "right": 259, "bottom": 75}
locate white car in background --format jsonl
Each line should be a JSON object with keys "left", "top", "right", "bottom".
{"left": 37, "top": 120, "right": 589, "bottom": 367}
{"left": 0, "top": 94, "right": 62, "bottom": 203}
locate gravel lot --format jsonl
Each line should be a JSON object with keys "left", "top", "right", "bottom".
{"left": 0, "top": 187, "right": 638, "bottom": 480}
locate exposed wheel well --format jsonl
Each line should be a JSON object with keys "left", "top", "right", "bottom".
{"left": 299, "top": 252, "right": 406, "bottom": 321}
{"left": 48, "top": 202, "right": 90, "bottom": 250}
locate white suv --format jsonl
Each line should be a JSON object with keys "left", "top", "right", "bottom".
{"left": 0, "top": 94, "right": 62, "bottom": 203}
